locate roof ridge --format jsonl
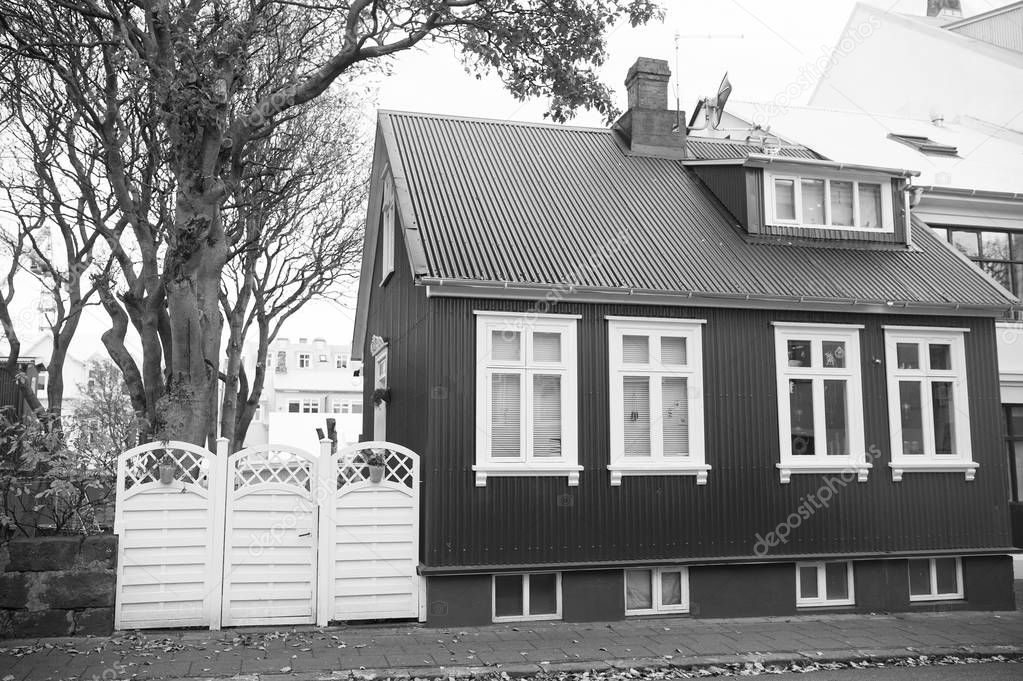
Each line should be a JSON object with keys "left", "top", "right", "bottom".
{"left": 378, "top": 109, "right": 613, "bottom": 134}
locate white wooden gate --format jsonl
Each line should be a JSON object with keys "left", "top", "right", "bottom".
{"left": 114, "top": 438, "right": 420, "bottom": 629}
{"left": 221, "top": 445, "right": 319, "bottom": 627}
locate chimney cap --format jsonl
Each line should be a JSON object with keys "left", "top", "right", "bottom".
{"left": 626, "top": 57, "right": 671, "bottom": 83}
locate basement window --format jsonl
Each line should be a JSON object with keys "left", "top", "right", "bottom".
{"left": 493, "top": 573, "right": 561, "bottom": 622}
{"left": 908, "top": 557, "right": 963, "bottom": 601}
{"left": 766, "top": 170, "right": 893, "bottom": 232}
{"left": 625, "top": 567, "right": 689, "bottom": 615}
{"left": 796, "top": 561, "right": 855, "bottom": 607}
{"left": 887, "top": 133, "right": 958, "bottom": 156}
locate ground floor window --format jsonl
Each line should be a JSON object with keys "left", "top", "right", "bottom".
{"left": 1006, "top": 405, "right": 1023, "bottom": 502}
{"left": 492, "top": 573, "right": 561, "bottom": 621}
{"left": 625, "top": 567, "right": 689, "bottom": 614}
{"left": 908, "top": 557, "right": 963, "bottom": 601}
{"left": 796, "top": 561, "right": 854, "bottom": 607}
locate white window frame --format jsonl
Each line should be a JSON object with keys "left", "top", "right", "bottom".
{"left": 492, "top": 572, "right": 562, "bottom": 622}
{"left": 607, "top": 317, "right": 710, "bottom": 485}
{"left": 380, "top": 170, "right": 395, "bottom": 284}
{"left": 474, "top": 311, "right": 581, "bottom": 486}
{"left": 300, "top": 398, "right": 319, "bottom": 413}
{"left": 624, "top": 566, "right": 690, "bottom": 615}
{"left": 765, "top": 169, "right": 895, "bottom": 233}
{"left": 335, "top": 353, "right": 349, "bottom": 369}
{"left": 796, "top": 561, "right": 855, "bottom": 608}
{"left": 883, "top": 326, "right": 975, "bottom": 481}
{"left": 908, "top": 557, "right": 964, "bottom": 602}
{"left": 297, "top": 352, "right": 311, "bottom": 368}
{"left": 331, "top": 398, "right": 344, "bottom": 414}
{"left": 287, "top": 400, "right": 301, "bottom": 413}
{"left": 773, "top": 322, "right": 870, "bottom": 483}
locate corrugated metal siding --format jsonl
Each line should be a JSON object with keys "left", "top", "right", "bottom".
{"left": 423, "top": 298, "right": 1011, "bottom": 568}
{"left": 384, "top": 112, "right": 1014, "bottom": 309}
{"left": 947, "top": 6, "right": 1023, "bottom": 54}
{"left": 691, "top": 165, "right": 748, "bottom": 226}
{"left": 684, "top": 138, "right": 823, "bottom": 161}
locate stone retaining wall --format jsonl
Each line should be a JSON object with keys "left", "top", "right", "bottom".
{"left": 0, "top": 535, "right": 117, "bottom": 638}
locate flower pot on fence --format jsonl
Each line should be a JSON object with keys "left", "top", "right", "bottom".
{"left": 368, "top": 465, "right": 385, "bottom": 483}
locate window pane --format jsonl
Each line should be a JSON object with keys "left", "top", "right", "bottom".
{"left": 1014, "top": 264, "right": 1023, "bottom": 300}
{"left": 533, "top": 332, "right": 561, "bottom": 362}
{"left": 935, "top": 558, "right": 958, "bottom": 595}
{"left": 494, "top": 575, "right": 523, "bottom": 617}
{"left": 660, "top": 337, "right": 687, "bottom": 365}
{"left": 662, "top": 377, "right": 689, "bottom": 456}
{"left": 824, "top": 380, "right": 849, "bottom": 457}
{"left": 830, "top": 181, "right": 854, "bottom": 226}
{"left": 790, "top": 379, "right": 815, "bottom": 456}
{"left": 824, "top": 563, "right": 849, "bottom": 600}
{"left": 801, "top": 179, "right": 825, "bottom": 225}
{"left": 908, "top": 559, "right": 931, "bottom": 596}
{"left": 1012, "top": 441, "right": 1023, "bottom": 502}
{"left": 492, "top": 330, "right": 521, "bottom": 361}
{"left": 931, "top": 382, "right": 956, "bottom": 455}
{"left": 623, "top": 377, "right": 651, "bottom": 456}
{"left": 951, "top": 231, "right": 979, "bottom": 257}
{"left": 822, "top": 341, "right": 846, "bottom": 368}
{"left": 896, "top": 343, "right": 919, "bottom": 370}
{"left": 288, "top": 402, "right": 300, "bottom": 413}
{"left": 622, "top": 335, "right": 649, "bottom": 364}
{"left": 528, "top": 573, "right": 558, "bottom": 615}
{"left": 930, "top": 226, "right": 948, "bottom": 242}
{"left": 352, "top": 403, "right": 363, "bottom": 414}
{"left": 899, "top": 381, "right": 924, "bottom": 455}
{"left": 858, "top": 183, "right": 882, "bottom": 229}
{"left": 799, "top": 565, "right": 818, "bottom": 600}
{"left": 533, "top": 375, "right": 562, "bottom": 458}
{"left": 492, "top": 373, "right": 521, "bottom": 457}
{"left": 928, "top": 344, "right": 951, "bottom": 371}
{"left": 625, "top": 569, "right": 653, "bottom": 610}
{"left": 661, "top": 570, "right": 683, "bottom": 606}
{"left": 981, "top": 231, "right": 1010, "bottom": 260}
{"left": 775, "top": 179, "right": 795, "bottom": 220}
{"left": 787, "top": 340, "right": 811, "bottom": 368}
{"left": 980, "top": 261, "right": 1011, "bottom": 289}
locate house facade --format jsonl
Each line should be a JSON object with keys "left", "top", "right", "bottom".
{"left": 352, "top": 58, "right": 1019, "bottom": 626}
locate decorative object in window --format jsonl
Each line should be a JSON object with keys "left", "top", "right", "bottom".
{"left": 625, "top": 567, "right": 689, "bottom": 615}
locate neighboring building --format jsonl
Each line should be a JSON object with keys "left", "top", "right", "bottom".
{"left": 242, "top": 336, "right": 363, "bottom": 453}
{"left": 352, "top": 58, "right": 1019, "bottom": 626}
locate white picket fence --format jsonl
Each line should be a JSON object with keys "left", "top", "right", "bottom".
{"left": 113, "top": 438, "right": 420, "bottom": 630}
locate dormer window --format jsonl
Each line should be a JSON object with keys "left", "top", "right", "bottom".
{"left": 766, "top": 170, "right": 893, "bottom": 233}
{"left": 887, "top": 133, "right": 958, "bottom": 157}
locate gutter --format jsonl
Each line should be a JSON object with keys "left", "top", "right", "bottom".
{"left": 744, "top": 153, "right": 921, "bottom": 178}
{"left": 918, "top": 185, "right": 1023, "bottom": 202}
{"left": 420, "top": 276, "right": 1016, "bottom": 317}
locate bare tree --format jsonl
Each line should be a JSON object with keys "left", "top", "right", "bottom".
{"left": 0, "top": 0, "right": 661, "bottom": 444}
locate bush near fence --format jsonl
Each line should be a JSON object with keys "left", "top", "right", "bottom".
{"left": 0, "top": 534, "right": 117, "bottom": 638}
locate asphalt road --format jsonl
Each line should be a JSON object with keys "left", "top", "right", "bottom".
{"left": 782, "top": 662, "right": 1023, "bottom": 679}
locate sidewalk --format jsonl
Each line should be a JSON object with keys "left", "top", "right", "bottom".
{"left": 2, "top": 609, "right": 1022, "bottom": 681}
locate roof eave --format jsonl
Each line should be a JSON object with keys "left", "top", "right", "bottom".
{"left": 744, "top": 153, "right": 921, "bottom": 178}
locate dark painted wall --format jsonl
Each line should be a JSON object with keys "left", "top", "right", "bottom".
{"left": 692, "top": 165, "right": 749, "bottom": 227}
{"left": 689, "top": 563, "right": 796, "bottom": 617}
{"left": 962, "top": 555, "right": 1015, "bottom": 611}
{"left": 420, "top": 298, "right": 1011, "bottom": 569}
{"left": 425, "top": 574, "right": 492, "bottom": 627}
{"left": 563, "top": 570, "right": 624, "bottom": 623}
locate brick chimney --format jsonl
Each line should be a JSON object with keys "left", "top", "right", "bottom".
{"left": 613, "top": 57, "right": 686, "bottom": 159}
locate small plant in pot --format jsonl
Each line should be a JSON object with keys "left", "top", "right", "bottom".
{"left": 158, "top": 453, "right": 177, "bottom": 484}
{"left": 371, "top": 387, "right": 391, "bottom": 406}
{"left": 365, "top": 449, "right": 387, "bottom": 483}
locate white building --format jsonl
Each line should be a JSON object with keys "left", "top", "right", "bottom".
{"left": 242, "top": 336, "right": 363, "bottom": 454}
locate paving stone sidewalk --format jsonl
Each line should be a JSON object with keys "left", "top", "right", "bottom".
{"left": 2, "top": 610, "right": 1022, "bottom": 681}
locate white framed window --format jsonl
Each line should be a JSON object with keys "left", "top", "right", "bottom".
{"left": 331, "top": 399, "right": 344, "bottom": 414}
{"left": 474, "top": 311, "right": 581, "bottom": 486}
{"left": 300, "top": 398, "right": 319, "bottom": 413}
{"left": 35, "top": 372, "right": 47, "bottom": 392}
{"left": 908, "top": 557, "right": 963, "bottom": 602}
{"left": 765, "top": 169, "right": 893, "bottom": 233}
{"left": 287, "top": 400, "right": 300, "bottom": 413}
{"left": 796, "top": 561, "right": 855, "bottom": 608}
{"left": 380, "top": 171, "right": 395, "bottom": 283}
{"left": 373, "top": 345, "right": 388, "bottom": 440}
{"left": 335, "top": 353, "right": 349, "bottom": 369}
{"left": 318, "top": 354, "right": 328, "bottom": 363}
{"left": 607, "top": 317, "right": 709, "bottom": 485}
{"left": 883, "top": 326, "right": 975, "bottom": 481}
{"left": 298, "top": 352, "right": 311, "bottom": 368}
{"left": 773, "top": 323, "right": 870, "bottom": 483}
{"left": 492, "top": 573, "right": 561, "bottom": 622}
{"left": 625, "top": 567, "right": 689, "bottom": 615}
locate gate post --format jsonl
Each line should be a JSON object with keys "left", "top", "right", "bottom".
{"left": 315, "top": 437, "right": 335, "bottom": 626}
{"left": 208, "top": 437, "right": 230, "bottom": 631}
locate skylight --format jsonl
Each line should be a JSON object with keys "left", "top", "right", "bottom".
{"left": 887, "top": 133, "right": 958, "bottom": 156}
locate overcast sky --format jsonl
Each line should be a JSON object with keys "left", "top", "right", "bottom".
{"left": 289, "top": 0, "right": 1007, "bottom": 348}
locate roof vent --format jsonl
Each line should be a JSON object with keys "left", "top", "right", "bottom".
{"left": 887, "top": 133, "right": 958, "bottom": 156}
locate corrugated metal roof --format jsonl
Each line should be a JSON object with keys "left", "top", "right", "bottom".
{"left": 381, "top": 111, "right": 1016, "bottom": 311}
{"left": 684, "top": 137, "right": 824, "bottom": 161}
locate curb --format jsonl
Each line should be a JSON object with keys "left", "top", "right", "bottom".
{"left": 140, "top": 646, "right": 1023, "bottom": 681}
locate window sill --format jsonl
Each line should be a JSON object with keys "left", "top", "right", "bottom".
{"left": 909, "top": 593, "right": 964, "bottom": 603}
{"left": 889, "top": 461, "right": 977, "bottom": 482}
{"left": 607, "top": 462, "right": 711, "bottom": 486}
{"left": 473, "top": 464, "right": 583, "bottom": 487}
{"left": 796, "top": 600, "right": 855, "bottom": 609}
{"left": 777, "top": 461, "right": 872, "bottom": 484}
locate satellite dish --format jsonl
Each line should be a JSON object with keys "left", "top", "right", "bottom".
{"left": 708, "top": 72, "right": 732, "bottom": 129}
